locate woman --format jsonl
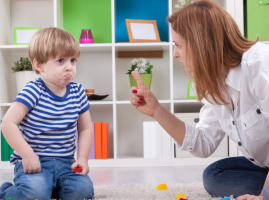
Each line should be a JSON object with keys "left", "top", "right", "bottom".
{"left": 130, "top": 1, "right": 269, "bottom": 200}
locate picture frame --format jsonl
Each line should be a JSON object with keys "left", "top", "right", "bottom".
{"left": 13, "top": 27, "right": 42, "bottom": 45}
{"left": 187, "top": 80, "right": 198, "bottom": 99}
{"left": 125, "top": 19, "right": 161, "bottom": 43}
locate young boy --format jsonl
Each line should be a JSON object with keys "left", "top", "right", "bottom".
{"left": 0, "top": 27, "right": 94, "bottom": 200}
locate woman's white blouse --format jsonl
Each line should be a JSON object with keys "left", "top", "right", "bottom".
{"left": 177, "top": 42, "right": 269, "bottom": 168}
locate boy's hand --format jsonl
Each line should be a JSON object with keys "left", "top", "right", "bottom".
{"left": 71, "top": 157, "right": 89, "bottom": 175}
{"left": 22, "top": 153, "right": 41, "bottom": 174}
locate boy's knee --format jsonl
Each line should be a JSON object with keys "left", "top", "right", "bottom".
{"left": 19, "top": 183, "right": 51, "bottom": 200}
{"left": 75, "top": 176, "right": 94, "bottom": 198}
{"left": 60, "top": 176, "right": 94, "bottom": 199}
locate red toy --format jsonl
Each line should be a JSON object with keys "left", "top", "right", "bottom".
{"left": 75, "top": 166, "right": 82, "bottom": 173}
{"left": 179, "top": 199, "right": 189, "bottom": 200}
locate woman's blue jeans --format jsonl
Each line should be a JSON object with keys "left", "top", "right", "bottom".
{"left": 0, "top": 157, "right": 94, "bottom": 200}
{"left": 203, "top": 156, "right": 269, "bottom": 198}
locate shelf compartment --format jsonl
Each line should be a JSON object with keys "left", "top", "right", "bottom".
{"left": 61, "top": 0, "right": 112, "bottom": 44}
{"left": 74, "top": 51, "right": 113, "bottom": 101}
{"left": 115, "top": 51, "right": 170, "bottom": 101}
{"left": 90, "top": 104, "right": 114, "bottom": 159}
{"left": 115, "top": 0, "right": 169, "bottom": 43}
{"left": 0, "top": 0, "right": 54, "bottom": 45}
{"left": 116, "top": 103, "right": 170, "bottom": 159}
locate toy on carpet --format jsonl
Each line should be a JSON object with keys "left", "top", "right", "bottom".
{"left": 219, "top": 198, "right": 231, "bottom": 200}
{"left": 5, "top": 198, "right": 13, "bottom": 200}
{"left": 157, "top": 183, "right": 168, "bottom": 190}
{"left": 75, "top": 166, "right": 82, "bottom": 173}
{"left": 175, "top": 192, "right": 187, "bottom": 200}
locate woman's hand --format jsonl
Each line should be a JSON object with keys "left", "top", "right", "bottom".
{"left": 236, "top": 194, "right": 263, "bottom": 200}
{"left": 71, "top": 157, "right": 89, "bottom": 175}
{"left": 130, "top": 71, "right": 161, "bottom": 118}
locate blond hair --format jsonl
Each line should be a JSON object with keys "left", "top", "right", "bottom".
{"left": 28, "top": 27, "right": 80, "bottom": 74}
{"left": 167, "top": 0, "right": 257, "bottom": 105}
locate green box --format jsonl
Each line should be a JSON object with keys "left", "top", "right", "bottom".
{"left": 244, "top": 0, "right": 269, "bottom": 41}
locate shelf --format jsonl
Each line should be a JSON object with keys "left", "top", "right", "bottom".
{"left": 88, "top": 157, "right": 227, "bottom": 168}
{"left": 0, "top": 103, "right": 13, "bottom": 106}
{"left": 80, "top": 44, "right": 112, "bottom": 52}
{"left": 0, "top": 44, "right": 112, "bottom": 53}
{"left": 115, "top": 42, "right": 171, "bottom": 51}
{"left": 261, "top": 41, "right": 269, "bottom": 44}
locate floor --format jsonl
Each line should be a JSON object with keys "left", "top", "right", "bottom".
{"left": 0, "top": 165, "right": 207, "bottom": 186}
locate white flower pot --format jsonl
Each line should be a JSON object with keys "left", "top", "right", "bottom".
{"left": 15, "top": 71, "right": 39, "bottom": 93}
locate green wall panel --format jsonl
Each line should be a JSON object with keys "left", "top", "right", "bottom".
{"left": 63, "top": 0, "right": 111, "bottom": 43}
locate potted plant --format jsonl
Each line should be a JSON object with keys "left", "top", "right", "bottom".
{"left": 127, "top": 58, "right": 153, "bottom": 89}
{"left": 175, "top": 0, "right": 193, "bottom": 8}
{"left": 11, "top": 57, "right": 39, "bottom": 93}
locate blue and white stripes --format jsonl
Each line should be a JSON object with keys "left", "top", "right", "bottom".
{"left": 10, "top": 78, "right": 90, "bottom": 164}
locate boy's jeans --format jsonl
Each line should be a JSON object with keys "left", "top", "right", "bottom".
{"left": 0, "top": 157, "right": 94, "bottom": 200}
{"left": 203, "top": 156, "right": 269, "bottom": 198}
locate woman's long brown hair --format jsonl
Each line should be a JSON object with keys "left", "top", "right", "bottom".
{"left": 168, "top": 0, "right": 257, "bottom": 105}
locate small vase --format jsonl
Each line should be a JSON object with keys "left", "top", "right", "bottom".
{"left": 129, "top": 74, "right": 152, "bottom": 89}
{"left": 79, "top": 29, "right": 94, "bottom": 44}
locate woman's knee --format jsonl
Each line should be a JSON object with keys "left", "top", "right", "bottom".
{"left": 203, "top": 161, "right": 222, "bottom": 197}
{"left": 263, "top": 182, "right": 269, "bottom": 199}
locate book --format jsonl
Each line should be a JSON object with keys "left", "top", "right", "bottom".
{"left": 156, "top": 122, "right": 163, "bottom": 158}
{"left": 101, "top": 123, "right": 109, "bottom": 159}
{"left": 143, "top": 122, "right": 151, "bottom": 158}
{"left": 95, "top": 122, "right": 102, "bottom": 159}
{"left": 162, "top": 128, "right": 172, "bottom": 158}
{"left": 149, "top": 122, "right": 157, "bottom": 158}
{"left": 89, "top": 122, "right": 95, "bottom": 159}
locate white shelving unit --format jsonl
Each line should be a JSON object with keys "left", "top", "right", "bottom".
{"left": 0, "top": 0, "right": 244, "bottom": 169}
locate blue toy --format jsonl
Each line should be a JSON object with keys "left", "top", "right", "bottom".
{"left": 219, "top": 198, "right": 231, "bottom": 200}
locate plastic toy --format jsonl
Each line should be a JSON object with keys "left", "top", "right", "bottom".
{"left": 219, "top": 198, "right": 231, "bottom": 200}
{"left": 156, "top": 183, "right": 168, "bottom": 190}
{"left": 179, "top": 199, "right": 189, "bottom": 200}
{"left": 5, "top": 198, "right": 13, "bottom": 200}
{"left": 175, "top": 192, "right": 187, "bottom": 200}
{"left": 75, "top": 166, "right": 82, "bottom": 173}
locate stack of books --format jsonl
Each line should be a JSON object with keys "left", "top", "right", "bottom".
{"left": 76, "top": 122, "right": 109, "bottom": 160}
{"left": 143, "top": 121, "right": 172, "bottom": 158}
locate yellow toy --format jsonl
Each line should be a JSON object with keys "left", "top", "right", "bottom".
{"left": 156, "top": 183, "right": 168, "bottom": 190}
{"left": 175, "top": 192, "right": 187, "bottom": 200}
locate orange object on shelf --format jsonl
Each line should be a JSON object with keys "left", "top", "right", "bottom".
{"left": 101, "top": 123, "right": 109, "bottom": 159}
{"left": 95, "top": 122, "right": 102, "bottom": 159}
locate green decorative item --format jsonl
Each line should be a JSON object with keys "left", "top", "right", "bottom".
{"left": 13, "top": 27, "right": 42, "bottom": 45}
{"left": 127, "top": 58, "right": 153, "bottom": 89}
{"left": 0, "top": 120, "right": 15, "bottom": 161}
{"left": 244, "top": 0, "right": 269, "bottom": 41}
{"left": 11, "top": 57, "right": 33, "bottom": 72}
{"left": 129, "top": 74, "right": 152, "bottom": 89}
{"left": 175, "top": 0, "right": 193, "bottom": 8}
{"left": 187, "top": 80, "right": 197, "bottom": 99}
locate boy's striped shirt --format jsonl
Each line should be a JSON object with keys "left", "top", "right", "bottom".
{"left": 10, "top": 78, "right": 90, "bottom": 164}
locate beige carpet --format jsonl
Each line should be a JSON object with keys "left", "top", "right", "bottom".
{"left": 94, "top": 183, "right": 234, "bottom": 200}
